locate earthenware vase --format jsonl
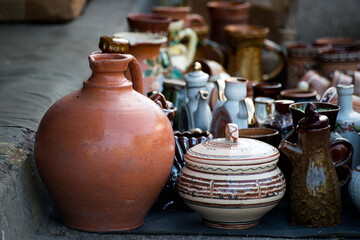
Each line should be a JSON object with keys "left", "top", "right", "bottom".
{"left": 113, "top": 32, "right": 167, "bottom": 94}
{"left": 126, "top": 13, "right": 171, "bottom": 36}
{"left": 289, "top": 101, "right": 353, "bottom": 187}
{"left": 179, "top": 63, "right": 211, "bottom": 132}
{"left": 252, "top": 82, "right": 282, "bottom": 100}
{"left": 318, "top": 39, "right": 360, "bottom": 79}
{"left": 225, "top": 24, "right": 285, "bottom": 82}
{"left": 285, "top": 42, "right": 330, "bottom": 89}
{"left": 177, "top": 123, "right": 286, "bottom": 229}
{"left": 280, "top": 88, "right": 318, "bottom": 102}
{"left": 335, "top": 84, "right": 360, "bottom": 169}
{"left": 207, "top": 1, "right": 251, "bottom": 47}
{"left": 154, "top": 129, "right": 213, "bottom": 211}
{"left": 210, "top": 78, "right": 248, "bottom": 138}
{"left": 34, "top": 51, "right": 175, "bottom": 232}
{"left": 349, "top": 165, "right": 360, "bottom": 211}
{"left": 279, "top": 103, "right": 342, "bottom": 228}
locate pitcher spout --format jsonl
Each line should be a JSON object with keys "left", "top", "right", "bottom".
{"left": 278, "top": 139, "right": 302, "bottom": 168}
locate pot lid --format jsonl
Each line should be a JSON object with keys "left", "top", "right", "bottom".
{"left": 184, "top": 62, "right": 209, "bottom": 88}
{"left": 185, "top": 123, "right": 279, "bottom": 166}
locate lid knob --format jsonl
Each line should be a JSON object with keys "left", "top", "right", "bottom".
{"left": 99, "top": 36, "right": 129, "bottom": 53}
{"left": 225, "top": 123, "right": 239, "bottom": 143}
{"left": 192, "top": 62, "right": 202, "bottom": 71}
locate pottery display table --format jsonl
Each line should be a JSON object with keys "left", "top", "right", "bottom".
{"left": 1, "top": 0, "right": 360, "bottom": 239}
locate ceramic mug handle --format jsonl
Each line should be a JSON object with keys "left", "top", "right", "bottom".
{"left": 179, "top": 28, "right": 198, "bottom": 69}
{"left": 262, "top": 39, "right": 285, "bottom": 81}
{"left": 126, "top": 54, "right": 144, "bottom": 94}
{"left": 225, "top": 123, "right": 238, "bottom": 142}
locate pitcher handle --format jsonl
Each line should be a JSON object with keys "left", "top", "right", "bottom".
{"left": 126, "top": 54, "right": 144, "bottom": 94}
{"left": 330, "top": 135, "right": 354, "bottom": 186}
{"left": 262, "top": 39, "right": 285, "bottom": 81}
{"left": 179, "top": 28, "right": 198, "bottom": 69}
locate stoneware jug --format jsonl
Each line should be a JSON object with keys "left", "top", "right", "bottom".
{"left": 179, "top": 62, "right": 212, "bottom": 132}
{"left": 211, "top": 77, "right": 248, "bottom": 138}
{"left": 113, "top": 32, "right": 167, "bottom": 94}
{"left": 279, "top": 103, "right": 342, "bottom": 228}
{"left": 225, "top": 24, "right": 285, "bottom": 82}
{"left": 335, "top": 84, "right": 360, "bottom": 169}
{"left": 34, "top": 51, "right": 175, "bottom": 232}
{"left": 177, "top": 123, "right": 286, "bottom": 229}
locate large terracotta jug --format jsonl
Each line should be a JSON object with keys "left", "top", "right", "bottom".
{"left": 34, "top": 51, "right": 175, "bottom": 232}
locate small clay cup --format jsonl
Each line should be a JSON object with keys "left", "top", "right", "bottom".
{"left": 152, "top": 6, "right": 191, "bottom": 23}
{"left": 238, "top": 127, "right": 279, "bottom": 147}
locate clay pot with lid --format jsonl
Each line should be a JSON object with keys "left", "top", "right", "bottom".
{"left": 34, "top": 47, "right": 175, "bottom": 231}
{"left": 177, "top": 123, "right": 286, "bottom": 229}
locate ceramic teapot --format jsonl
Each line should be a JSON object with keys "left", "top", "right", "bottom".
{"left": 279, "top": 103, "right": 342, "bottom": 228}
{"left": 179, "top": 62, "right": 212, "bottom": 132}
{"left": 211, "top": 77, "right": 249, "bottom": 138}
{"left": 34, "top": 47, "right": 175, "bottom": 231}
{"left": 177, "top": 123, "right": 286, "bottom": 229}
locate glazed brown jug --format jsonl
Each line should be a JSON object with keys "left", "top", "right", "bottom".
{"left": 279, "top": 103, "right": 342, "bottom": 228}
{"left": 34, "top": 51, "right": 175, "bottom": 232}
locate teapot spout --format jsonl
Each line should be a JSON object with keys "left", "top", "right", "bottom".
{"left": 278, "top": 139, "right": 301, "bottom": 167}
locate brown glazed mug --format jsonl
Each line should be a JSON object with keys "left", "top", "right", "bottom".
{"left": 280, "top": 88, "right": 318, "bottom": 102}
{"left": 252, "top": 82, "right": 282, "bottom": 100}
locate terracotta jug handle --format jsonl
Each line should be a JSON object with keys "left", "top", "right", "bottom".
{"left": 126, "top": 54, "right": 144, "bottom": 94}
{"left": 262, "top": 39, "right": 285, "bottom": 81}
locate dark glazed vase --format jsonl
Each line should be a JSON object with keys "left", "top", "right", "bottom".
{"left": 279, "top": 103, "right": 342, "bottom": 227}
{"left": 34, "top": 52, "right": 175, "bottom": 232}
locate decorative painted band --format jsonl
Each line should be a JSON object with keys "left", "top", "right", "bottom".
{"left": 203, "top": 219, "right": 259, "bottom": 229}
{"left": 177, "top": 171, "right": 286, "bottom": 200}
{"left": 181, "top": 197, "right": 281, "bottom": 209}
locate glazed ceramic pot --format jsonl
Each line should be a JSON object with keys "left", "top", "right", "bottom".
{"left": 298, "top": 70, "right": 331, "bottom": 96}
{"left": 34, "top": 51, "right": 175, "bottom": 232}
{"left": 238, "top": 127, "right": 279, "bottom": 147}
{"left": 289, "top": 101, "right": 353, "bottom": 187}
{"left": 279, "top": 103, "right": 342, "bottom": 228}
{"left": 349, "top": 165, "right": 360, "bottom": 211}
{"left": 280, "top": 88, "right": 318, "bottom": 102}
{"left": 225, "top": 24, "right": 285, "bottom": 82}
{"left": 126, "top": 13, "right": 171, "bottom": 36}
{"left": 155, "top": 129, "right": 213, "bottom": 211}
{"left": 335, "top": 84, "right": 360, "bottom": 169}
{"left": 252, "top": 82, "right": 282, "bottom": 100}
{"left": 211, "top": 78, "right": 248, "bottom": 138}
{"left": 318, "top": 39, "right": 360, "bottom": 79}
{"left": 177, "top": 123, "right": 286, "bottom": 229}
{"left": 285, "top": 42, "right": 330, "bottom": 89}
{"left": 113, "top": 32, "right": 167, "bottom": 94}
{"left": 207, "top": 1, "right": 251, "bottom": 47}
{"left": 152, "top": 5, "right": 191, "bottom": 23}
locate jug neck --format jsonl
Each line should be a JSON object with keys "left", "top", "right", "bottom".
{"left": 85, "top": 52, "right": 133, "bottom": 89}
{"left": 338, "top": 90, "right": 353, "bottom": 113}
